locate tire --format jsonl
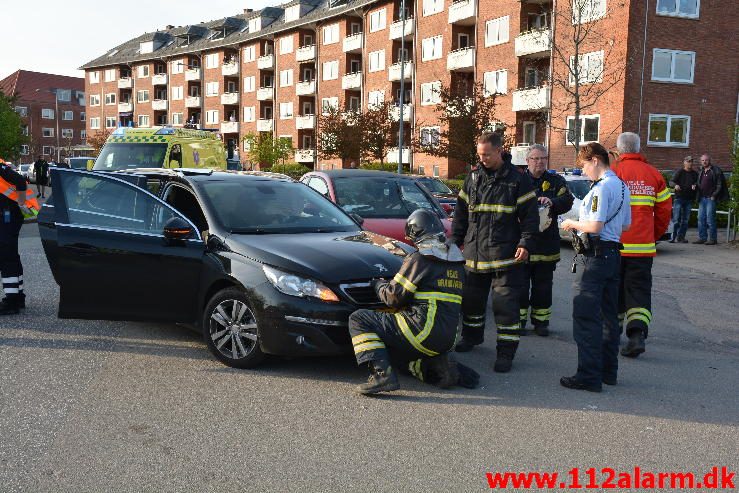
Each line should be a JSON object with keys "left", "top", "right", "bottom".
{"left": 202, "top": 288, "right": 266, "bottom": 368}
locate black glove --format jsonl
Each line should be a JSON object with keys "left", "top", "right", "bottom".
{"left": 456, "top": 363, "right": 480, "bottom": 389}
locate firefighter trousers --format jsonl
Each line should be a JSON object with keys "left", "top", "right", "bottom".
{"left": 0, "top": 212, "right": 24, "bottom": 304}
{"left": 519, "top": 261, "right": 556, "bottom": 328}
{"left": 618, "top": 257, "right": 653, "bottom": 338}
{"left": 460, "top": 265, "right": 524, "bottom": 347}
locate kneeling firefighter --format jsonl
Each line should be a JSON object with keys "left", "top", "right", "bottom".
{"left": 348, "top": 209, "right": 480, "bottom": 395}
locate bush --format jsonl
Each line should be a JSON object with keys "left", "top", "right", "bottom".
{"left": 360, "top": 162, "right": 408, "bottom": 173}
{"left": 263, "top": 163, "right": 311, "bottom": 180}
{"left": 442, "top": 179, "right": 464, "bottom": 193}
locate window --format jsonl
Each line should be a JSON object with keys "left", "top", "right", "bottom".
{"left": 348, "top": 96, "right": 360, "bottom": 111}
{"left": 280, "top": 102, "right": 294, "bottom": 119}
{"left": 569, "top": 50, "right": 604, "bottom": 85}
{"left": 262, "top": 74, "right": 274, "bottom": 88}
{"left": 422, "top": 0, "right": 443, "bottom": 16}
{"left": 43, "top": 128, "right": 55, "bottom": 137}
{"left": 43, "top": 146, "right": 54, "bottom": 156}
{"left": 89, "top": 71, "right": 100, "bottom": 83}
{"left": 485, "top": 16, "right": 510, "bottom": 47}
{"left": 14, "top": 106, "right": 28, "bottom": 117}
{"left": 523, "top": 121, "right": 536, "bottom": 144}
{"left": 321, "top": 97, "right": 339, "bottom": 114}
{"left": 370, "top": 8, "right": 387, "bottom": 32}
{"left": 349, "top": 22, "right": 362, "bottom": 35}
{"left": 422, "top": 36, "right": 443, "bottom": 61}
{"left": 483, "top": 70, "right": 508, "bottom": 95}
{"left": 60, "top": 128, "right": 73, "bottom": 139}
{"left": 279, "top": 36, "right": 293, "bottom": 54}
{"left": 243, "top": 45, "right": 256, "bottom": 62}
{"left": 303, "top": 34, "right": 314, "bottom": 46}
{"left": 420, "top": 126, "right": 441, "bottom": 147}
{"left": 171, "top": 59, "right": 184, "bottom": 74}
{"left": 56, "top": 89, "right": 71, "bottom": 102}
{"left": 369, "top": 50, "right": 385, "bottom": 72}
{"left": 368, "top": 90, "right": 385, "bottom": 108}
{"left": 323, "top": 24, "right": 339, "bottom": 44}
{"left": 137, "top": 65, "right": 150, "bottom": 78}
{"left": 243, "top": 76, "right": 256, "bottom": 92}
{"left": 226, "top": 81, "right": 237, "bottom": 93}
{"left": 285, "top": 4, "right": 301, "bottom": 22}
{"left": 572, "top": 0, "right": 606, "bottom": 24}
{"left": 42, "top": 108, "right": 55, "bottom": 119}
{"left": 206, "top": 110, "right": 219, "bottom": 124}
{"left": 566, "top": 114, "right": 600, "bottom": 144}
{"left": 651, "top": 49, "right": 695, "bottom": 83}
{"left": 206, "top": 82, "right": 219, "bottom": 96}
{"left": 104, "top": 68, "right": 116, "bottom": 82}
{"left": 60, "top": 111, "right": 73, "bottom": 121}
{"left": 350, "top": 59, "right": 361, "bottom": 73}
{"left": 21, "top": 125, "right": 28, "bottom": 136}
{"left": 20, "top": 145, "right": 29, "bottom": 155}
{"left": 656, "top": 0, "right": 699, "bottom": 18}
{"left": 243, "top": 106, "right": 256, "bottom": 122}
{"left": 105, "top": 93, "right": 116, "bottom": 105}
{"left": 137, "top": 90, "right": 150, "bottom": 103}
{"left": 280, "top": 69, "right": 294, "bottom": 87}
{"left": 106, "top": 117, "right": 117, "bottom": 128}
{"left": 90, "top": 95, "right": 100, "bottom": 106}
{"left": 205, "top": 53, "right": 219, "bottom": 69}
{"left": 458, "top": 33, "right": 471, "bottom": 49}
{"left": 171, "top": 113, "right": 183, "bottom": 125}
{"left": 323, "top": 61, "right": 339, "bottom": 80}
{"left": 80, "top": 111, "right": 86, "bottom": 121}
{"left": 433, "top": 165, "right": 440, "bottom": 178}
{"left": 80, "top": 130, "right": 87, "bottom": 141}
{"left": 648, "top": 114, "right": 690, "bottom": 147}
{"left": 171, "top": 86, "right": 184, "bottom": 100}
{"left": 249, "top": 17, "right": 262, "bottom": 33}
{"left": 420, "top": 81, "right": 441, "bottom": 105}
{"left": 90, "top": 117, "right": 100, "bottom": 129}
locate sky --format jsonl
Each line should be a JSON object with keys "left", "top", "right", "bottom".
{"left": 0, "top": 0, "right": 273, "bottom": 81}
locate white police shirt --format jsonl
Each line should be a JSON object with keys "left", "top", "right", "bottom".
{"left": 579, "top": 169, "right": 631, "bottom": 242}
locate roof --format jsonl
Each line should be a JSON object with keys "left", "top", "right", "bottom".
{"left": 79, "top": 0, "right": 372, "bottom": 70}
{"left": 315, "top": 170, "right": 412, "bottom": 179}
{"left": 114, "top": 168, "right": 293, "bottom": 182}
{"left": 0, "top": 70, "right": 84, "bottom": 103}
{"left": 106, "top": 126, "right": 222, "bottom": 142}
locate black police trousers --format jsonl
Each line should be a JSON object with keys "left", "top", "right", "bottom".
{"left": 461, "top": 265, "right": 524, "bottom": 347}
{"left": 572, "top": 249, "right": 621, "bottom": 387}
{"left": 519, "top": 261, "right": 556, "bottom": 328}
{"left": 0, "top": 210, "right": 24, "bottom": 304}
{"left": 618, "top": 257, "right": 654, "bottom": 338}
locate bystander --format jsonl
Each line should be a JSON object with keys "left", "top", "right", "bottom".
{"left": 669, "top": 156, "right": 698, "bottom": 243}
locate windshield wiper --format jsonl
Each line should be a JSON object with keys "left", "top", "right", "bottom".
{"left": 230, "top": 228, "right": 272, "bottom": 234}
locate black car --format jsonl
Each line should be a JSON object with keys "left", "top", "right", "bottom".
{"left": 38, "top": 168, "right": 412, "bottom": 368}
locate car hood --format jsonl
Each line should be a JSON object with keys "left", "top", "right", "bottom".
{"left": 225, "top": 230, "right": 410, "bottom": 283}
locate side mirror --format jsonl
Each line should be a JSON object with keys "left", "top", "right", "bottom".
{"left": 349, "top": 213, "right": 364, "bottom": 226}
{"left": 163, "top": 216, "right": 194, "bottom": 241}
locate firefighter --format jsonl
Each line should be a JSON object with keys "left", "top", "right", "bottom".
{"left": 451, "top": 132, "right": 539, "bottom": 373}
{"left": 613, "top": 132, "right": 672, "bottom": 357}
{"left": 347, "top": 209, "right": 479, "bottom": 395}
{"left": 519, "top": 145, "right": 574, "bottom": 337}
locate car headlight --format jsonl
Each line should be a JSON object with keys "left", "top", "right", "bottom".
{"left": 262, "top": 265, "right": 339, "bottom": 302}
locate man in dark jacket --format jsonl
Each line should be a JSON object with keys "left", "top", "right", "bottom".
{"left": 694, "top": 154, "right": 725, "bottom": 245}
{"left": 669, "top": 156, "right": 699, "bottom": 243}
{"left": 519, "top": 145, "right": 574, "bottom": 336}
{"left": 33, "top": 156, "right": 49, "bottom": 199}
{"left": 451, "top": 132, "right": 539, "bottom": 372}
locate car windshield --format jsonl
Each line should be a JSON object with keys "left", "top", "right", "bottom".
{"left": 333, "top": 176, "right": 444, "bottom": 219}
{"left": 94, "top": 143, "right": 168, "bottom": 171}
{"left": 20, "top": 165, "right": 30, "bottom": 171}
{"left": 197, "top": 179, "right": 360, "bottom": 234}
{"left": 566, "top": 179, "right": 593, "bottom": 200}
{"left": 417, "top": 177, "right": 452, "bottom": 194}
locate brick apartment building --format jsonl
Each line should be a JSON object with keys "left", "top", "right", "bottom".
{"left": 0, "top": 70, "right": 87, "bottom": 164}
{"left": 80, "top": 0, "right": 738, "bottom": 177}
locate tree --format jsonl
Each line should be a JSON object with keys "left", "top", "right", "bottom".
{"left": 242, "top": 132, "right": 294, "bottom": 169}
{"left": 0, "top": 91, "right": 28, "bottom": 161}
{"left": 359, "top": 101, "right": 397, "bottom": 166}
{"left": 87, "top": 129, "right": 112, "bottom": 155}
{"left": 317, "top": 104, "right": 360, "bottom": 166}
{"left": 730, "top": 124, "right": 739, "bottom": 238}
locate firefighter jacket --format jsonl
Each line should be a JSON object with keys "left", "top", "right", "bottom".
{"left": 375, "top": 249, "right": 465, "bottom": 356}
{"left": 451, "top": 159, "right": 539, "bottom": 273}
{"left": 613, "top": 153, "right": 672, "bottom": 257}
{"left": 527, "top": 170, "right": 574, "bottom": 262}
{"left": 0, "top": 164, "right": 35, "bottom": 220}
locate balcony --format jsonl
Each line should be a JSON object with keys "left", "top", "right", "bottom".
{"left": 221, "top": 121, "right": 239, "bottom": 134}
{"left": 390, "top": 104, "right": 413, "bottom": 122}
{"left": 118, "top": 102, "right": 132, "bottom": 113}
{"left": 222, "top": 62, "right": 239, "bottom": 76}
{"left": 296, "top": 115, "right": 316, "bottom": 129}
{"left": 295, "top": 149, "right": 316, "bottom": 163}
{"left": 221, "top": 92, "right": 239, "bottom": 105}
{"left": 185, "top": 96, "right": 201, "bottom": 108}
{"left": 389, "top": 18, "right": 414, "bottom": 40}
{"left": 152, "top": 99, "right": 167, "bottom": 111}
{"left": 515, "top": 28, "right": 552, "bottom": 57}
{"left": 387, "top": 147, "right": 410, "bottom": 164}
{"left": 152, "top": 73, "right": 167, "bottom": 85}
{"left": 447, "top": 47, "right": 475, "bottom": 72}
{"left": 117, "top": 78, "right": 132, "bottom": 89}
{"left": 185, "top": 68, "right": 201, "bottom": 81}
{"left": 512, "top": 86, "right": 551, "bottom": 112}
{"left": 296, "top": 80, "right": 316, "bottom": 96}
{"left": 343, "top": 33, "right": 363, "bottom": 53}
{"left": 257, "top": 54, "right": 274, "bottom": 70}
{"left": 448, "top": 0, "right": 476, "bottom": 25}
{"left": 257, "top": 118, "right": 274, "bottom": 132}
{"left": 257, "top": 87, "right": 274, "bottom": 101}
{"left": 388, "top": 61, "right": 413, "bottom": 81}
{"left": 342, "top": 72, "right": 362, "bottom": 90}
{"left": 296, "top": 45, "right": 316, "bottom": 62}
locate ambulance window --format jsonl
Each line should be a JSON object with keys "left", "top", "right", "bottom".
{"left": 169, "top": 144, "right": 183, "bottom": 168}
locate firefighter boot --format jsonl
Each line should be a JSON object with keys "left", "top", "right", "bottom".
{"left": 533, "top": 323, "right": 549, "bottom": 337}
{"left": 1, "top": 295, "right": 25, "bottom": 309}
{"left": 357, "top": 359, "right": 400, "bottom": 395}
{"left": 620, "top": 332, "right": 646, "bottom": 358}
{"left": 425, "top": 354, "right": 459, "bottom": 389}
{"left": 493, "top": 342, "right": 518, "bottom": 373}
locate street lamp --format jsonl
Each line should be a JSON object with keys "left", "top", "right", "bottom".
{"left": 35, "top": 88, "right": 60, "bottom": 162}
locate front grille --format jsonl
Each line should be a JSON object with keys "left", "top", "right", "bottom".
{"left": 339, "top": 282, "right": 381, "bottom": 306}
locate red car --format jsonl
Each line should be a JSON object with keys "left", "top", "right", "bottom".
{"left": 300, "top": 170, "right": 452, "bottom": 244}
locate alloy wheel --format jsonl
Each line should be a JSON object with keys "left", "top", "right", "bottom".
{"left": 208, "top": 299, "right": 259, "bottom": 360}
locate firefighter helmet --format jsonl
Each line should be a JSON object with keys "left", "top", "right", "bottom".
{"left": 405, "top": 209, "right": 445, "bottom": 244}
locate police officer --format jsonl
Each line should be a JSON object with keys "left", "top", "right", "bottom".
{"left": 347, "top": 209, "right": 478, "bottom": 395}
{"left": 560, "top": 143, "right": 631, "bottom": 392}
{"left": 451, "top": 132, "right": 539, "bottom": 373}
{"left": 519, "top": 145, "right": 574, "bottom": 337}
{"left": 0, "top": 159, "right": 32, "bottom": 315}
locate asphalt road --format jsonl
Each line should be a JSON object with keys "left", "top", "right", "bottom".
{"left": 1, "top": 225, "right": 737, "bottom": 492}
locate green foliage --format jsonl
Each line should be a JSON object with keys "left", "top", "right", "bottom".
{"left": 442, "top": 179, "right": 464, "bottom": 193}
{"left": 360, "top": 101, "right": 398, "bottom": 165}
{"left": 360, "top": 162, "right": 408, "bottom": 172}
{"left": 263, "top": 163, "right": 312, "bottom": 180}
{"left": 317, "top": 106, "right": 360, "bottom": 164}
{"left": 243, "top": 133, "right": 294, "bottom": 168}
{"left": 0, "top": 91, "right": 28, "bottom": 161}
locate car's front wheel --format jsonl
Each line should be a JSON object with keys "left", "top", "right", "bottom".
{"left": 203, "top": 288, "right": 265, "bottom": 368}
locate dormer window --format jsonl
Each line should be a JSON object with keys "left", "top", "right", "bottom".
{"left": 249, "top": 17, "right": 262, "bottom": 32}
{"left": 285, "top": 5, "right": 301, "bottom": 22}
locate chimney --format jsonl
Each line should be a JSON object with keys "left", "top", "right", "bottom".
{"left": 165, "top": 24, "right": 174, "bottom": 30}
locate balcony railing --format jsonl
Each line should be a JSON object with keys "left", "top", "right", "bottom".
{"left": 152, "top": 99, "right": 167, "bottom": 111}
{"left": 152, "top": 73, "right": 167, "bottom": 85}
{"left": 342, "top": 72, "right": 362, "bottom": 90}
{"left": 515, "top": 28, "right": 552, "bottom": 57}
{"left": 256, "top": 87, "right": 274, "bottom": 101}
{"left": 448, "top": 0, "right": 476, "bottom": 24}
{"left": 257, "top": 54, "right": 274, "bottom": 70}
{"left": 387, "top": 147, "right": 411, "bottom": 164}
{"left": 221, "top": 92, "right": 239, "bottom": 105}
{"left": 296, "top": 45, "right": 316, "bottom": 62}
{"left": 512, "top": 86, "right": 551, "bottom": 112}
{"left": 118, "top": 102, "right": 132, "bottom": 113}
{"left": 257, "top": 118, "right": 274, "bottom": 132}
{"left": 117, "top": 78, "right": 132, "bottom": 89}
{"left": 295, "top": 115, "right": 316, "bottom": 129}
{"left": 343, "top": 33, "right": 363, "bottom": 53}
{"left": 185, "top": 96, "right": 201, "bottom": 108}
{"left": 295, "top": 149, "right": 316, "bottom": 163}
{"left": 390, "top": 104, "right": 413, "bottom": 122}
{"left": 296, "top": 80, "right": 316, "bottom": 96}
{"left": 222, "top": 62, "right": 239, "bottom": 76}
{"left": 447, "top": 47, "right": 475, "bottom": 71}
{"left": 185, "top": 68, "right": 201, "bottom": 81}
{"left": 389, "top": 18, "right": 414, "bottom": 40}
{"left": 388, "top": 61, "right": 413, "bottom": 81}
{"left": 221, "top": 121, "right": 239, "bottom": 134}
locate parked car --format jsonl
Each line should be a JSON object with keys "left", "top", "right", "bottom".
{"left": 67, "top": 157, "right": 95, "bottom": 170}
{"left": 300, "top": 170, "right": 452, "bottom": 244}
{"left": 38, "top": 168, "right": 412, "bottom": 369}
{"left": 19, "top": 164, "right": 32, "bottom": 182}
{"left": 408, "top": 175, "right": 457, "bottom": 216}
